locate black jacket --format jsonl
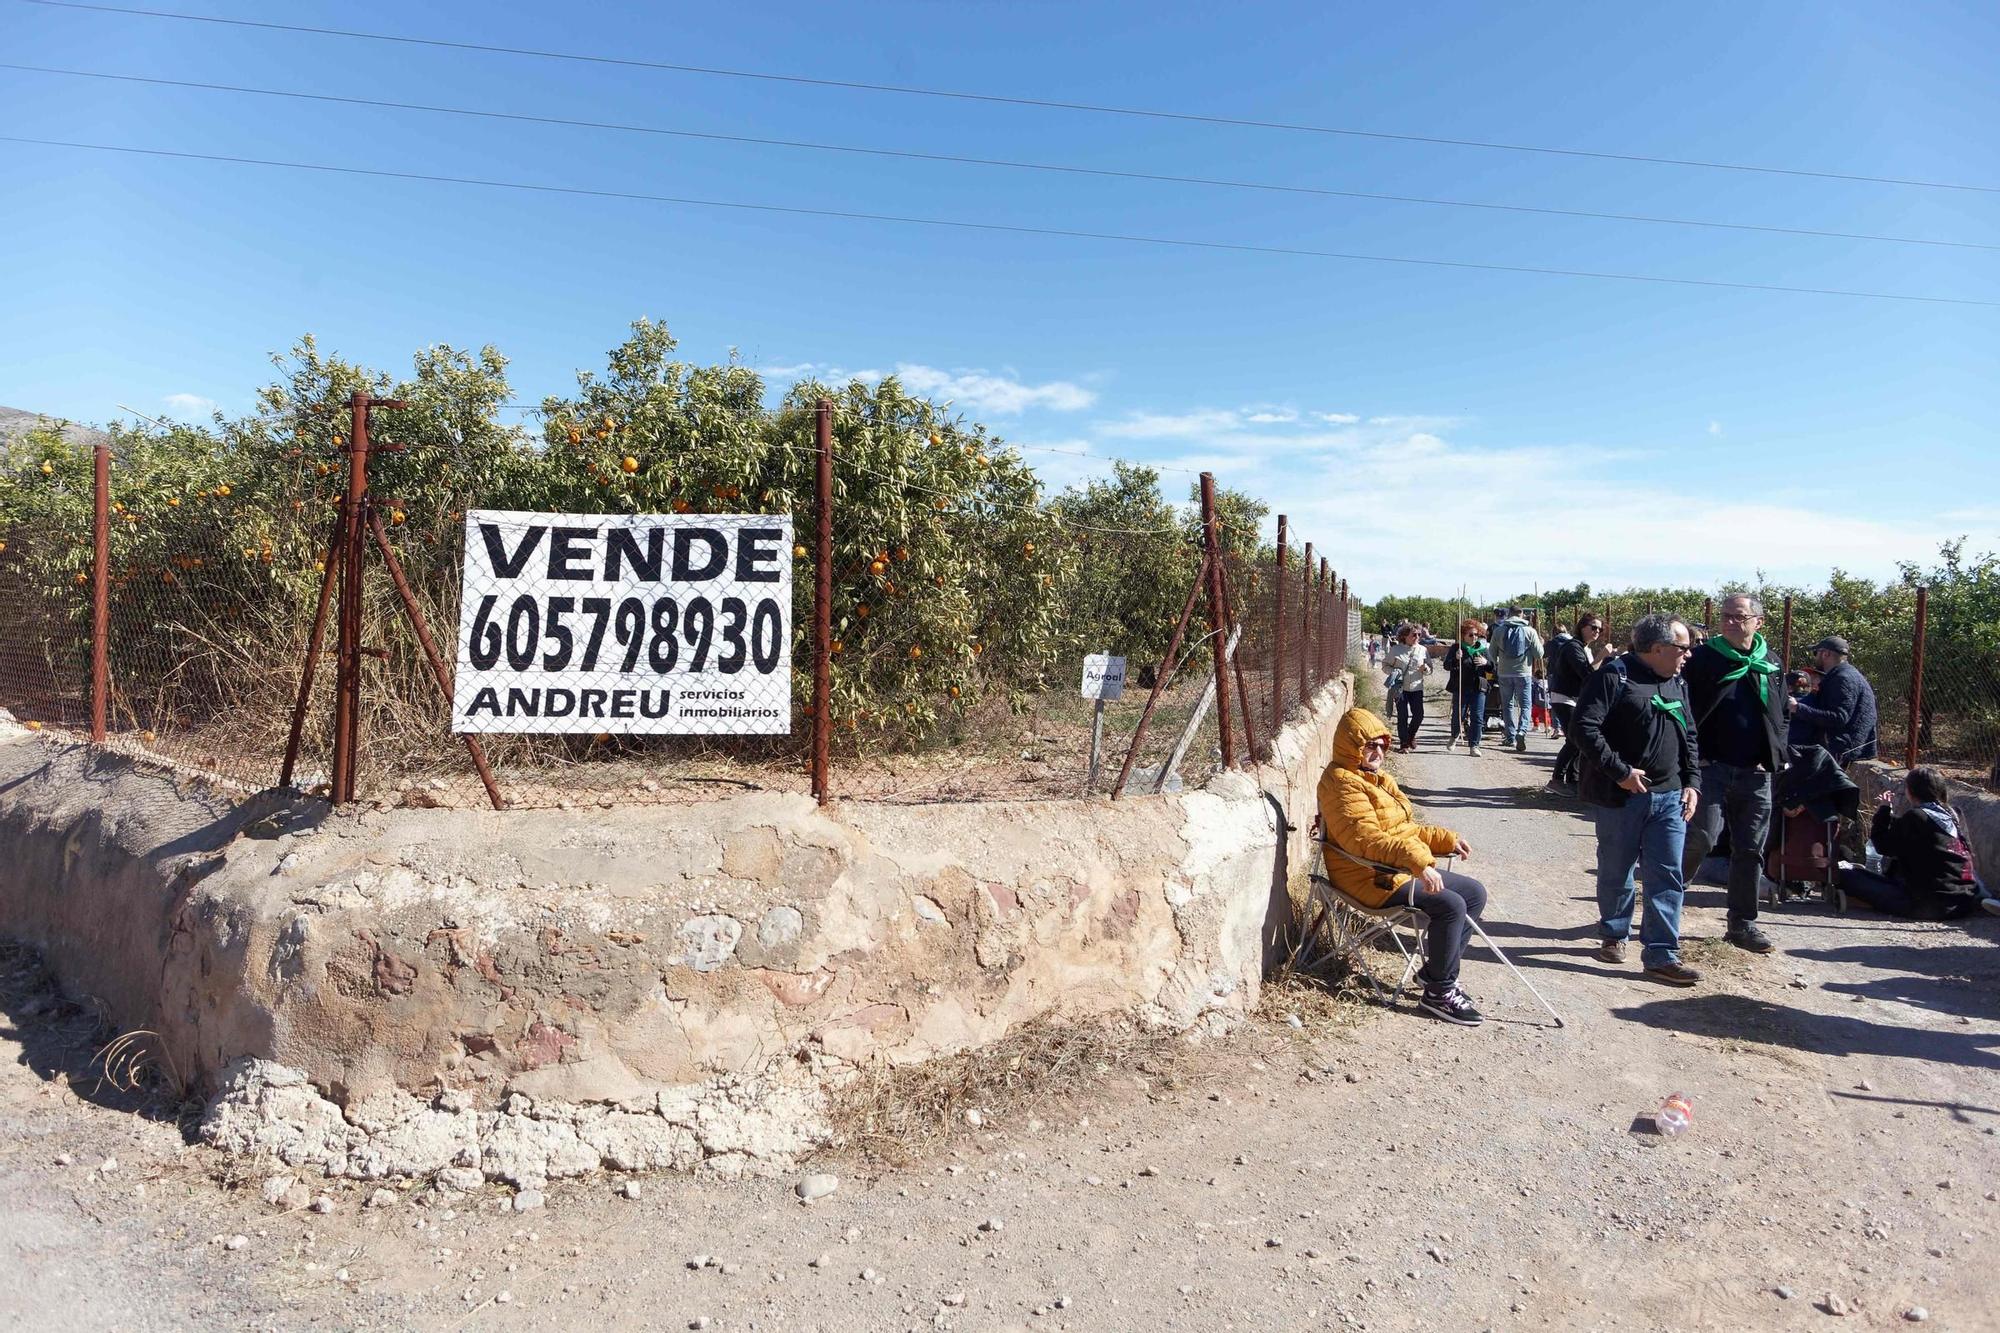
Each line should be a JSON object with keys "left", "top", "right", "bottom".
{"left": 1572, "top": 651, "right": 1701, "bottom": 808}
{"left": 1545, "top": 634, "right": 1594, "bottom": 697}
{"left": 1682, "top": 639, "right": 1787, "bottom": 771}
{"left": 1792, "top": 661, "right": 1879, "bottom": 765}
{"left": 1441, "top": 642, "right": 1495, "bottom": 696}
{"left": 1870, "top": 802, "right": 1981, "bottom": 918}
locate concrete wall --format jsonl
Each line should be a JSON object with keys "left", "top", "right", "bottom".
{"left": 0, "top": 677, "right": 1349, "bottom": 1175}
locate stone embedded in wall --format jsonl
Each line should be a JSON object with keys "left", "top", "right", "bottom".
{"left": 677, "top": 915, "right": 742, "bottom": 973}
{"left": 720, "top": 827, "right": 783, "bottom": 884}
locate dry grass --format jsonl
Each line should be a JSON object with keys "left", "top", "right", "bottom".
{"left": 819, "top": 1014, "right": 1195, "bottom": 1167}
{"left": 1262, "top": 892, "right": 1376, "bottom": 1032}
{"left": 93, "top": 1029, "right": 189, "bottom": 1104}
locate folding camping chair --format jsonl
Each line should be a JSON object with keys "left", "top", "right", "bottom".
{"left": 1305, "top": 820, "right": 1565, "bottom": 1027}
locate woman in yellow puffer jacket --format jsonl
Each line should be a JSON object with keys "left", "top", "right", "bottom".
{"left": 1318, "top": 707, "right": 1489, "bottom": 1025}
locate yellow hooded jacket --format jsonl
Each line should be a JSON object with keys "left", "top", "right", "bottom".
{"left": 1316, "top": 708, "right": 1461, "bottom": 907}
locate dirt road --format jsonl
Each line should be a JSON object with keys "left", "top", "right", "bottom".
{"left": 4, "top": 735, "right": 1997, "bottom": 1331}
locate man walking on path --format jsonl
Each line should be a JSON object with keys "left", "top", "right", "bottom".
{"left": 1491, "top": 606, "right": 1544, "bottom": 753}
{"left": 1573, "top": 613, "right": 1703, "bottom": 986}
{"left": 1680, "top": 595, "right": 1785, "bottom": 955}
{"left": 1546, "top": 616, "right": 1599, "bottom": 790}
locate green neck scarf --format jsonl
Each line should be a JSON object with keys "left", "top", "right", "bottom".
{"left": 1652, "top": 695, "right": 1687, "bottom": 732}
{"left": 1460, "top": 640, "right": 1486, "bottom": 656}
{"left": 1709, "top": 632, "right": 1778, "bottom": 705}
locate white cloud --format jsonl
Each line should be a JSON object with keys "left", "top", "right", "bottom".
{"left": 1244, "top": 407, "right": 1298, "bottom": 424}
{"left": 1029, "top": 402, "right": 1934, "bottom": 597}
{"left": 163, "top": 392, "right": 217, "bottom": 416}
{"left": 1098, "top": 408, "right": 1251, "bottom": 439}
{"left": 890, "top": 363, "right": 1095, "bottom": 415}
{"left": 1707, "top": 420, "right": 1723, "bottom": 436}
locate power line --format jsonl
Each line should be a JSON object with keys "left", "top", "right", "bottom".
{"left": 5, "top": 136, "right": 1993, "bottom": 309}
{"left": 8, "top": 63, "right": 1989, "bottom": 254}
{"left": 23, "top": 0, "right": 1999, "bottom": 196}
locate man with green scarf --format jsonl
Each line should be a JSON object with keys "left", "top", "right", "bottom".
{"left": 1680, "top": 594, "right": 1787, "bottom": 954}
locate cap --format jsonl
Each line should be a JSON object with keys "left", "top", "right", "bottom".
{"left": 1810, "top": 635, "right": 1851, "bottom": 656}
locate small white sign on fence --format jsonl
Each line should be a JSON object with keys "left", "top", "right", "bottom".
{"left": 1080, "top": 653, "right": 1127, "bottom": 701}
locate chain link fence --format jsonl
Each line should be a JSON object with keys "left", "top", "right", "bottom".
{"left": 2, "top": 426, "right": 1365, "bottom": 809}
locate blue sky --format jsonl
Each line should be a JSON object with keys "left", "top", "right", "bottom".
{"left": 2, "top": 0, "right": 1995, "bottom": 599}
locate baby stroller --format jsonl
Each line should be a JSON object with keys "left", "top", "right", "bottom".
{"left": 1764, "top": 745, "right": 1858, "bottom": 907}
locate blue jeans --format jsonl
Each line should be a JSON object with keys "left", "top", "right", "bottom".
{"left": 1448, "top": 687, "right": 1487, "bottom": 745}
{"left": 1498, "top": 674, "right": 1533, "bottom": 744}
{"left": 1594, "top": 787, "right": 1688, "bottom": 967}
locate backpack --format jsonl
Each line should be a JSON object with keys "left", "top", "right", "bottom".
{"left": 1497, "top": 617, "right": 1529, "bottom": 662}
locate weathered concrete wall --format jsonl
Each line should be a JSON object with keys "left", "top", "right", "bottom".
{"left": 0, "top": 675, "right": 1349, "bottom": 1179}
{"left": 1851, "top": 761, "right": 2000, "bottom": 884}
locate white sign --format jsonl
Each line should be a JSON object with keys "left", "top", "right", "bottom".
{"left": 450, "top": 511, "right": 793, "bottom": 735}
{"left": 1080, "top": 653, "right": 1127, "bottom": 701}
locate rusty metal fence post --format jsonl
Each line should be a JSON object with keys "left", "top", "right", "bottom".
{"left": 1272, "top": 515, "right": 1287, "bottom": 732}
{"left": 811, "top": 398, "right": 834, "bottom": 805}
{"left": 1319, "top": 559, "right": 1331, "bottom": 683}
{"left": 1299, "top": 541, "right": 1314, "bottom": 705}
{"left": 1907, "top": 584, "right": 1928, "bottom": 770}
{"left": 1198, "top": 474, "right": 1235, "bottom": 771}
{"left": 90, "top": 442, "right": 109, "bottom": 742}
{"left": 330, "top": 391, "right": 369, "bottom": 803}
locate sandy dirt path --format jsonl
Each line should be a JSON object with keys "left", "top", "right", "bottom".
{"left": 3, "top": 731, "right": 1997, "bottom": 1331}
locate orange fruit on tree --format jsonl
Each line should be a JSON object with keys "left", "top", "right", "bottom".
{"left": 391, "top": 510, "right": 407, "bottom": 524}
{"left": 602, "top": 414, "right": 616, "bottom": 430}
{"left": 894, "top": 546, "right": 909, "bottom": 561}
{"left": 948, "top": 685, "right": 960, "bottom": 698}
{"left": 831, "top": 639, "right": 844, "bottom": 654}
{"left": 869, "top": 559, "right": 887, "bottom": 576}
{"left": 73, "top": 572, "right": 87, "bottom": 586}
{"left": 161, "top": 571, "right": 176, "bottom": 585}
{"left": 1022, "top": 542, "right": 1035, "bottom": 556}
{"left": 793, "top": 544, "right": 808, "bottom": 560}
{"left": 217, "top": 483, "right": 232, "bottom": 497}
{"left": 568, "top": 428, "right": 583, "bottom": 445}
{"left": 315, "top": 463, "right": 330, "bottom": 476}
{"left": 908, "top": 645, "right": 922, "bottom": 660}
{"left": 166, "top": 496, "right": 180, "bottom": 507}
{"left": 856, "top": 604, "right": 870, "bottom": 619}
{"left": 620, "top": 456, "right": 639, "bottom": 473}
{"left": 39, "top": 461, "right": 53, "bottom": 475}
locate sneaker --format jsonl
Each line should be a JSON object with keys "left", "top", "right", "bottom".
{"left": 1644, "top": 961, "right": 1702, "bottom": 987}
{"left": 1418, "top": 988, "right": 1483, "bottom": 1026}
{"left": 1983, "top": 897, "right": 2000, "bottom": 917}
{"left": 1515, "top": 736, "right": 1528, "bottom": 753}
{"left": 1468, "top": 746, "right": 1482, "bottom": 757}
{"left": 1594, "top": 939, "right": 1627, "bottom": 964}
{"left": 1724, "top": 921, "right": 1776, "bottom": 954}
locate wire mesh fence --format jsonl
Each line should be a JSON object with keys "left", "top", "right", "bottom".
{"left": 1, "top": 421, "right": 1367, "bottom": 809}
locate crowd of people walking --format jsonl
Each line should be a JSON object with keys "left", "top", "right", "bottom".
{"left": 1320, "top": 600, "right": 1996, "bottom": 1026}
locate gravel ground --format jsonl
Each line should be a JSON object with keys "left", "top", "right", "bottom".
{"left": 3, "top": 731, "right": 1998, "bottom": 1332}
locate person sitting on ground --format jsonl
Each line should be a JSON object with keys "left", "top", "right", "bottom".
{"left": 1838, "top": 767, "right": 1991, "bottom": 919}
{"left": 1442, "top": 618, "right": 1496, "bottom": 756}
{"left": 1381, "top": 623, "right": 1433, "bottom": 752}
{"left": 1317, "top": 708, "right": 1487, "bottom": 1026}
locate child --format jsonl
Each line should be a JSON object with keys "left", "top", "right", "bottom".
{"left": 1531, "top": 673, "right": 1553, "bottom": 736}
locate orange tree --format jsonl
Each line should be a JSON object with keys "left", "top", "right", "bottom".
{"left": 529, "top": 321, "right": 1073, "bottom": 741}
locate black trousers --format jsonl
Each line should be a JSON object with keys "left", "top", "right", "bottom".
{"left": 1680, "top": 761, "right": 1772, "bottom": 924}
{"left": 1395, "top": 690, "right": 1425, "bottom": 747}
{"left": 1393, "top": 870, "right": 1488, "bottom": 993}
{"left": 1551, "top": 704, "right": 1578, "bottom": 781}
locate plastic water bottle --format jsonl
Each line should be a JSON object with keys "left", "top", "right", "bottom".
{"left": 1657, "top": 1093, "right": 1694, "bottom": 1137}
{"left": 1865, "top": 842, "right": 1883, "bottom": 875}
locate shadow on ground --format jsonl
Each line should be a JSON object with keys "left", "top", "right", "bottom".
{"left": 1611, "top": 991, "right": 2000, "bottom": 1072}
